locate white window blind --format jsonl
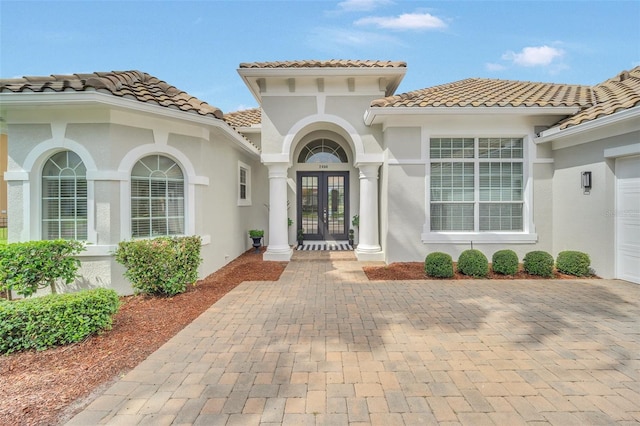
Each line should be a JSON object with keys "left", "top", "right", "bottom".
{"left": 42, "top": 151, "right": 88, "bottom": 240}
{"left": 131, "top": 155, "right": 184, "bottom": 238}
{"left": 430, "top": 137, "right": 524, "bottom": 232}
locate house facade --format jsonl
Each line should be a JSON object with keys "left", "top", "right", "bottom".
{"left": 1, "top": 61, "right": 638, "bottom": 293}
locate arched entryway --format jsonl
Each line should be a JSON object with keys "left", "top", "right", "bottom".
{"left": 296, "top": 139, "right": 350, "bottom": 242}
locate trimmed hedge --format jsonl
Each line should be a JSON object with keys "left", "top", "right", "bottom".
{"left": 523, "top": 251, "right": 554, "bottom": 277}
{"left": 115, "top": 236, "right": 202, "bottom": 296}
{"left": 556, "top": 251, "right": 591, "bottom": 276}
{"left": 425, "top": 252, "right": 454, "bottom": 278}
{"left": 0, "top": 288, "right": 120, "bottom": 354}
{"left": 0, "top": 240, "right": 84, "bottom": 297}
{"left": 492, "top": 249, "right": 519, "bottom": 275}
{"left": 457, "top": 249, "right": 489, "bottom": 278}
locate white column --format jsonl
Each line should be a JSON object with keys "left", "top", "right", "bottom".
{"left": 355, "top": 163, "right": 384, "bottom": 261}
{"left": 264, "top": 163, "right": 293, "bottom": 261}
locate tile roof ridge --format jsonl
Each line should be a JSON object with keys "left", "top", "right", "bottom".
{"left": 239, "top": 59, "right": 407, "bottom": 69}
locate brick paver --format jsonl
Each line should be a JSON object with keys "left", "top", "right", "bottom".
{"left": 67, "top": 251, "right": 640, "bottom": 425}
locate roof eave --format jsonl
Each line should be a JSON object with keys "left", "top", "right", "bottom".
{"left": 364, "top": 106, "right": 580, "bottom": 126}
{"left": 534, "top": 107, "right": 640, "bottom": 145}
{"left": 0, "top": 91, "right": 261, "bottom": 157}
{"left": 238, "top": 67, "right": 406, "bottom": 104}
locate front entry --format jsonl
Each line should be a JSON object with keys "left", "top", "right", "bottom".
{"left": 297, "top": 171, "right": 349, "bottom": 241}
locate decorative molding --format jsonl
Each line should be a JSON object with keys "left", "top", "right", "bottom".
{"left": 604, "top": 143, "right": 640, "bottom": 158}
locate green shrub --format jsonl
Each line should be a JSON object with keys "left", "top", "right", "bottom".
{"left": 115, "top": 236, "right": 202, "bottom": 296}
{"left": 0, "top": 288, "right": 119, "bottom": 354}
{"left": 523, "top": 251, "right": 555, "bottom": 277}
{"left": 0, "top": 240, "right": 84, "bottom": 297}
{"left": 425, "top": 252, "right": 454, "bottom": 278}
{"left": 492, "top": 249, "right": 519, "bottom": 275}
{"left": 556, "top": 251, "right": 591, "bottom": 276}
{"left": 457, "top": 249, "right": 489, "bottom": 278}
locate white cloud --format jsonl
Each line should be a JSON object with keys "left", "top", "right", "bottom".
{"left": 337, "top": 0, "right": 393, "bottom": 12}
{"left": 502, "top": 45, "right": 565, "bottom": 67}
{"left": 355, "top": 12, "right": 447, "bottom": 31}
{"left": 307, "top": 27, "right": 403, "bottom": 51}
{"left": 485, "top": 63, "right": 506, "bottom": 72}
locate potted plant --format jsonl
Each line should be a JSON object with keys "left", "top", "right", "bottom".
{"left": 248, "top": 229, "right": 264, "bottom": 253}
{"left": 348, "top": 228, "right": 355, "bottom": 247}
{"left": 297, "top": 229, "right": 304, "bottom": 247}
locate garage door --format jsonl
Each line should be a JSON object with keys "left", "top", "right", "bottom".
{"left": 616, "top": 155, "right": 640, "bottom": 284}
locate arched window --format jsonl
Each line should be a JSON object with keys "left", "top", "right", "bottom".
{"left": 131, "top": 155, "right": 184, "bottom": 238}
{"left": 42, "top": 150, "right": 87, "bottom": 240}
{"left": 298, "top": 139, "right": 348, "bottom": 163}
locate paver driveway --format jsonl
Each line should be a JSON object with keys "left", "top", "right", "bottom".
{"left": 68, "top": 252, "right": 640, "bottom": 425}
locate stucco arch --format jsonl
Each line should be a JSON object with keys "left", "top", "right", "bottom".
{"left": 18, "top": 138, "right": 98, "bottom": 243}
{"left": 282, "top": 114, "right": 364, "bottom": 165}
{"left": 117, "top": 143, "right": 204, "bottom": 185}
{"left": 116, "top": 144, "right": 209, "bottom": 239}
{"left": 23, "top": 137, "right": 98, "bottom": 175}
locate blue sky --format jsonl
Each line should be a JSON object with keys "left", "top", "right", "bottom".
{"left": 1, "top": 0, "right": 639, "bottom": 113}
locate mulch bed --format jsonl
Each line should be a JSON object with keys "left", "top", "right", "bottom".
{"left": 363, "top": 262, "right": 596, "bottom": 281}
{"left": 0, "top": 247, "right": 287, "bottom": 426}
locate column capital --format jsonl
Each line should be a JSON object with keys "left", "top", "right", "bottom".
{"left": 357, "top": 163, "right": 381, "bottom": 180}
{"left": 265, "top": 162, "right": 289, "bottom": 179}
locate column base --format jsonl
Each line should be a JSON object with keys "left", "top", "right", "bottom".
{"left": 264, "top": 245, "right": 293, "bottom": 261}
{"left": 355, "top": 246, "right": 385, "bottom": 261}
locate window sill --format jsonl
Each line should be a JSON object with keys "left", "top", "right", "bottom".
{"left": 421, "top": 232, "right": 538, "bottom": 244}
{"left": 237, "top": 199, "right": 252, "bottom": 207}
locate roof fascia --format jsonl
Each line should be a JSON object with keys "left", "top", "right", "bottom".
{"left": 534, "top": 107, "right": 640, "bottom": 146}
{"left": 238, "top": 67, "right": 406, "bottom": 104}
{"left": 0, "top": 91, "right": 260, "bottom": 157}
{"left": 363, "top": 106, "right": 580, "bottom": 126}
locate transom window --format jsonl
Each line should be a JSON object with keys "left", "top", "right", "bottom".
{"left": 298, "top": 139, "right": 348, "bottom": 163}
{"left": 42, "top": 150, "right": 87, "bottom": 240}
{"left": 430, "top": 137, "right": 524, "bottom": 232}
{"left": 131, "top": 155, "right": 184, "bottom": 238}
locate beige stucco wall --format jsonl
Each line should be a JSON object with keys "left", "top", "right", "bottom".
{"left": 550, "top": 131, "right": 640, "bottom": 278}
{"left": 379, "top": 114, "right": 562, "bottom": 264}
{"left": 4, "top": 106, "right": 266, "bottom": 295}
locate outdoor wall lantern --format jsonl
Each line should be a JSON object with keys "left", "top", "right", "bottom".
{"left": 581, "top": 171, "right": 592, "bottom": 192}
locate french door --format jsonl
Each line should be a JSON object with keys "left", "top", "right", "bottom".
{"left": 297, "top": 171, "right": 349, "bottom": 241}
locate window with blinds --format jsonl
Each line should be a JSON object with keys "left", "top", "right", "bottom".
{"left": 430, "top": 137, "right": 524, "bottom": 232}
{"left": 131, "top": 155, "right": 184, "bottom": 238}
{"left": 237, "top": 161, "right": 252, "bottom": 206}
{"left": 42, "top": 150, "right": 88, "bottom": 240}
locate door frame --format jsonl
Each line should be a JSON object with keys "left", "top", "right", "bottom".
{"left": 297, "top": 171, "right": 349, "bottom": 241}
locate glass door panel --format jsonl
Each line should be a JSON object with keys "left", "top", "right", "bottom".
{"left": 301, "top": 175, "right": 320, "bottom": 237}
{"left": 297, "top": 172, "right": 349, "bottom": 241}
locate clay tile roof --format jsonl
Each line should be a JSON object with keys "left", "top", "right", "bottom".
{"left": 239, "top": 59, "right": 406, "bottom": 69}
{"left": 224, "top": 108, "right": 261, "bottom": 128}
{"left": 556, "top": 66, "right": 640, "bottom": 129}
{"left": 371, "top": 78, "right": 593, "bottom": 109}
{"left": 0, "top": 70, "right": 224, "bottom": 119}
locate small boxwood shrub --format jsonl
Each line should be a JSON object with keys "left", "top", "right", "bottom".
{"left": 115, "top": 236, "right": 202, "bottom": 296}
{"left": 556, "top": 251, "right": 591, "bottom": 276}
{"left": 492, "top": 249, "right": 519, "bottom": 275}
{"left": 0, "top": 240, "right": 84, "bottom": 298}
{"left": 523, "top": 251, "right": 554, "bottom": 277}
{"left": 425, "top": 252, "right": 454, "bottom": 278}
{"left": 457, "top": 249, "right": 489, "bottom": 278}
{"left": 0, "top": 288, "right": 120, "bottom": 354}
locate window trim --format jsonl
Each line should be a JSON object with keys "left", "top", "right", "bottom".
{"left": 422, "top": 135, "right": 537, "bottom": 244}
{"left": 238, "top": 161, "right": 252, "bottom": 206}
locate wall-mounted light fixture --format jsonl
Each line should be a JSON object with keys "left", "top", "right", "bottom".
{"left": 581, "top": 171, "right": 592, "bottom": 192}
